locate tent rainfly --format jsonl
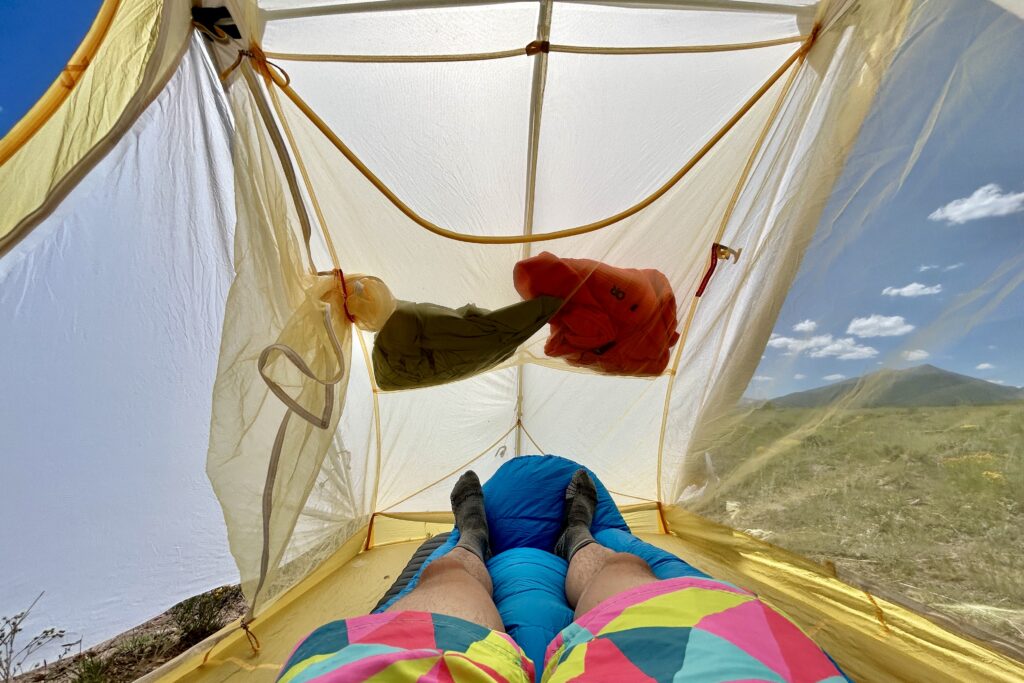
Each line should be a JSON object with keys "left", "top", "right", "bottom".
{"left": 2, "top": 0, "right": 1022, "bottom": 681}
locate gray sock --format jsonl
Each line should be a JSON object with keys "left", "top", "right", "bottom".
{"left": 451, "top": 471, "right": 491, "bottom": 561}
{"left": 554, "top": 469, "right": 598, "bottom": 562}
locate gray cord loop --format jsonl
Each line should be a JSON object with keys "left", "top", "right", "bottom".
{"left": 247, "top": 302, "right": 348, "bottom": 623}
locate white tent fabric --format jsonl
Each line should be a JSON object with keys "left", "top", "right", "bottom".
{"left": 3, "top": 1, "right": 1023, "bottom": 678}
{"left": 0, "top": 37, "right": 236, "bottom": 651}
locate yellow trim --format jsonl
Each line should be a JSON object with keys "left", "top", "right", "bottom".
{"left": 355, "top": 329, "right": 384, "bottom": 526}
{"left": 264, "top": 46, "right": 527, "bottom": 64}
{"left": 0, "top": 0, "right": 121, "bottom": 166}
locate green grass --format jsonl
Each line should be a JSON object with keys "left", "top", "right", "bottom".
{"left": 70, "top": 656, "right": 109, "bottom": 683}
{"left": 115, "top": 631, "right": 174, "bottom": 661}
{"left": 691, "top": 402, "right": 1024, "bottom": 643}
{"left": 169, "top": 586, "right": 242, "bottom": 647}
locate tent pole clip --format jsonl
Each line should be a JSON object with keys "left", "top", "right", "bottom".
{"left": 715, "top": 243, "right": 742, "bottom": 263}
{"left": 696, "top": 243, "right": 741, "bottom": 298}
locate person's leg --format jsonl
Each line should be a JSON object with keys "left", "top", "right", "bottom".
{"left": 387, "top": 547, "right": 504, "bottom": 631}
{"left": 387, "top": 471, "right": 505, "bottom": 632}
{"left": 554, "top": 470, "right": 659, "bottom": 618}
{"left": 564, "top": 544, "right": 658, "bottom": 618}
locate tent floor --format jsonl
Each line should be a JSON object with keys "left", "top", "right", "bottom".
{"left": 162, "top": 532, "right": 686, "bottom": 682}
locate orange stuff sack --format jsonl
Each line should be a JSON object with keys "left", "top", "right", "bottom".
{"left": 514, "top": 252, "right": 680, "bottom": 375}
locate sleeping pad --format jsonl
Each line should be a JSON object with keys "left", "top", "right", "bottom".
{"left": 372, "top": 455, "right": 712, "bottom": 671}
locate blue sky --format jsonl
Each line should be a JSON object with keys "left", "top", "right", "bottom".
{"left": 748, "top": 0, "right": 1024, "bottom": 399}
{"left": 0, "top": 0, "right": 104, "bottom": 136}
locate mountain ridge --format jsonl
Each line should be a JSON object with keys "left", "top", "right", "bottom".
{"left": 770, "top": 364, "right": 1024, "bottom": 408}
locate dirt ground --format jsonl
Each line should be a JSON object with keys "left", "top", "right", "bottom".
{"left": 15, "top": 586, "right": 246, "bottom": 683}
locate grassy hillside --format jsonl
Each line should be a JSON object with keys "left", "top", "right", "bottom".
{"left": 692, "top": 402, "right": 1024, "bottom": 645}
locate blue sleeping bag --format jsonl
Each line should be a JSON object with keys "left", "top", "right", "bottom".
{"left": 374, "top": 455, "right": 709, "bottom": 672}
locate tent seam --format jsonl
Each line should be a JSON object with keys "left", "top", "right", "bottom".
{"left": 654, "top": 54, "right": 804, "bottom": 503}
{"left": 514, "top": 0, "right": 552, "bottom": 457}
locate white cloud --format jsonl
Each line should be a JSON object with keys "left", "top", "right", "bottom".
{"left": 902, "top": 349, "right": 930, "bottom": 361}
{"left": 752, "top": 375, "right": 773, "bottom": 382}
{"left": 918, "top": 264, "right": 938, "bottom": 272}
{"left": 943, "top": 262, "right": 964, "bottom": 271}
{"left": 792, "top": 319, "right": 818, "bottom": 333}
{"left": 847, "top": 314, "right": 915, "bottom": 338}
{"left": 976, "top": 362, "right": 994, "bottom": 370}
{"left": 768, "top": 334, "right": 878, "bottom": 360}
{"left": 989, "top": 379, "right": 1005, "bottom": 385}
{"left": 809, "top": 337, "right": 879, "bottom": 360}
{"left": 823, "top": 374, "right": 846, "bottom": 381}
{"left": 882, "top": 282, "right": 942, "bottom": 297}
{"left": 794, "top": 374, "right": 806, "bottom": 380}
{"left": 767, "top": 334, "right": 832, "bottom": 355}
{"left": 928, "top": 183, "right": 1024, "bottom": 225}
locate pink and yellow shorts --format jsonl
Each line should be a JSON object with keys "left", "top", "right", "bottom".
{"left": 278, "top": 577, "right": 846, "bottom": 682}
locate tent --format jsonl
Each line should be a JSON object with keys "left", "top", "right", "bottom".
{"left": 1, "top": 0, "right": 1022, "bottom": 681}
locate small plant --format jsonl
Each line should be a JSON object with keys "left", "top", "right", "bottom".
{"left": 1, "top": 593, "right": 66, "bottom": 682}
{"left": 170, "top": 587, "right": 239, "bottom": 647}
{"left": 116, "top": 631, "right": 174, "bottom": 661}
{"left": 70, "top": 655, "right": 109, "bottom": 683}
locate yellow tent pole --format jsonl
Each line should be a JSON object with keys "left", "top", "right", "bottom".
{"left": 0, "top": 0, "right": 121, "bottom": 165}
{"left": 241, "top": 40, "right": 811, "bottom": 245}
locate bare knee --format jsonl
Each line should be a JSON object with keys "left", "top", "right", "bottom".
{"left": 602, "top": 552, "right": 653, "bottom": 576}
{"left": 418, "top": 556, "right": 465, "bottom": 583}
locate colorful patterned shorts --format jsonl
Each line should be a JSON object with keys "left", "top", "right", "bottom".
{"left": 277, "top": 611, "right": 534, "bottom": 682}
{"left": 278, "top": 577, "right": 845, "bottom": 682}
{"left": 541, "top": 577, "right": 846, "bottom": 682}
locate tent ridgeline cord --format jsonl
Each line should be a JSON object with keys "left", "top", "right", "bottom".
{"left": 261, "top": 33, "right": 807, "bottom": 64}
{"left": 221, "top": 33, "right": 815, "bottom": 245}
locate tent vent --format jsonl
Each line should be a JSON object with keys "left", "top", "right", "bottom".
{"left": 191, "top": 6, "right": 240, "bottom": 41}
